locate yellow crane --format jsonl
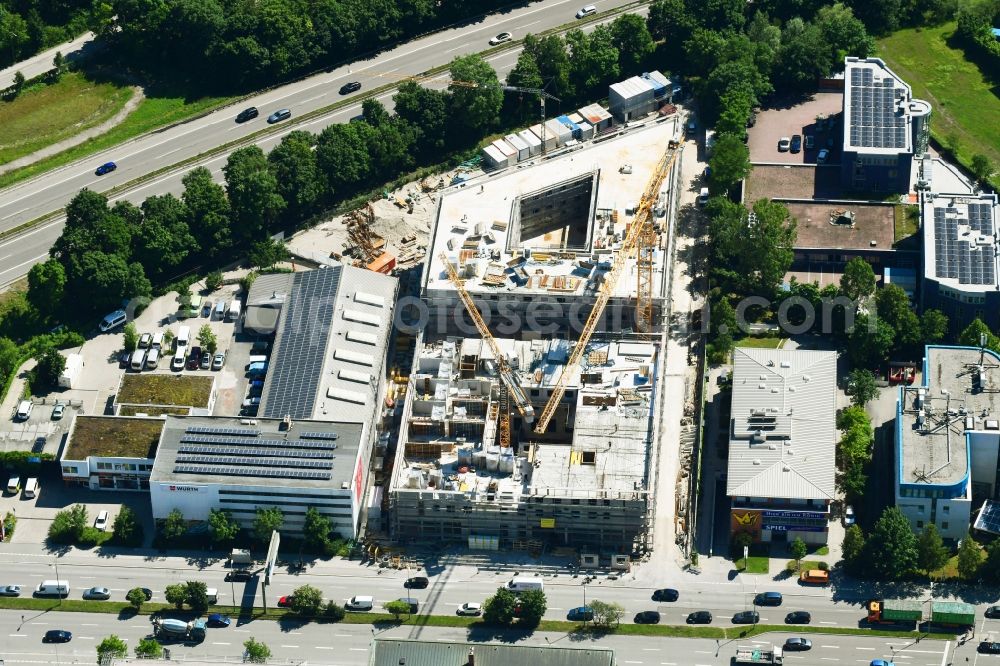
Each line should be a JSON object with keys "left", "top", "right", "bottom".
{"left": 532, "top": 144, "right": 680, "bottom": 434}
{"left": 439, "top": 253, "right": 535, "bottom": 448}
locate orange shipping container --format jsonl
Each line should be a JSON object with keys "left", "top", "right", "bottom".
{"left": 368, "top": 252, "right": 396, "bottom": 274}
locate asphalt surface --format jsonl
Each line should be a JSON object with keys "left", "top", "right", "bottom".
{"left": 0, "top": 32, "right": 96, "bottom": 86}
{"left": 0, "top": 0, "right": 645, "bottom": 288}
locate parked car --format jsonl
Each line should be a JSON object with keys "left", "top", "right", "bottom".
{"left": 15, "top": 400, "right": 32, "bottom": 421}
{"left": 187, "top": 346, "right": 202, "bottom": 370}
{"left": 785, "top": 611, "right": 811, "bottom": 624}
{"left": 119, "top": 350, "right": 131, "bottom": 368}
{"left": 200, "top": 352, "right": 211, "bottom": 370}
{"left": 242, "top": 396, "right": 261, "bottom": 409}
{"left": 784, "top": 637, "right": 812, "bottom": 651}
{"left": 405, "top": 576, "right": 429, "bottom": 589}
{"left": 777, "top": 136, "right": 791, "bottom": 151}
{"left": 137, "top": 588, "right": 153, "bottom": 601}
{"left": 339, "top": 81, "right": 361, "bottom": 95}
{"left": 0, "top": 585, "right": 21, "bottom": 596}
{"left": 207, "top": 613, "right": 231, "bottom": 628}
{"left": 576, "top": 4, "right": 597, "bottom": 18}
{"left": 652, "top": 588, "right": 678, "bottom": 602}
{"left": 248, "top": 379, "right": 265, "bottom": 397}
{"left": 83, "top": 587, "right": 111, "bottom": 600}
{"left": 277, "top": 595, "right": 294, "bottom": 607}
{"left": 212, "top": 352, "right": 226, "bottom": 370}
{"left": 697, "top": 187, "right": 709, "bottom": 205}
{"left": 985, "top": 605, "right": 1000, "bottom": 618}
{"left": 94, "top": 162, "right": 117, "bottom": 176}
{"left": 138, "top": 333, "right": 152, "bottom": 348}
{"left": 94, "top": 510, "right": 109, "bottom": 531}
{"left": 457, "top": 602, "right": 482, "bottom": 616}
{"left": 732, "top": 610, "right": 759, "bottom": 624}
{"left": 171, "top": 352, "right": 186, "bottom": 371}
{"left": 634, "top": 610, "right": 661, "bottom": 624}
{"left": 226, "top": 570, "right": 253, "bottom": 582}
{"left": 236, "top": 107, "right": 259, "bottom": 123}
{"left": 44, "top": 630, "right": 72, "bottom": 643}
{"left": 790, "top": 134, "right": 802, "bottom": 153}
{"left": 51, "top": 402, "right": 65, "bottom": 420}
{"left": 687, "top": 610, "right": 712, "bottom": 624}
{"left": 817, "top": 148, "right": 830, "bottom": 163}
{"left": 567, "top": 606, "right": 594, "bottom": 622}
{"left": 267, "top": 109, "right": 291, "bottom": 124}
{"left": 489, "top": 31, "right": 512, "bottom": 45}
{"left": 980, "top": 642, "right": 1000, "bottom": 654}
{"left": 843, "top": 505, "right": 856, "bottom": 526}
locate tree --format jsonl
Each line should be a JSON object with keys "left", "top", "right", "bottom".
{"left": 165, "top": 584, "right": 188, "bottom": 609}
{"left": 610, "top": 13, "right": 655, "bottom": 71}
{"left": 744, "top": 199, "right": 796, "bottom": 296}
{"left": 289, "top": 584, "right": 324, "bottom": 616}
{"left": 49, "top": 504, "right": 89, "bottom": 544}
{"left": 773, "top": 18, "right": 832, "bottom": 93}
{"left": 134, "top": 637, "right": 162, "bottom": 659}
{"left": 197, "top": 325, "right": 217, "bottom": 355}
{"left": 52, "top": 51, "right": 65, "bottom": 79}
{"left": 224, "top": 146, "right": 285, "bottom": 244}
{"left": 647, "top": 0, "right": 696, "bottom": 62}
{"left": 448, "top": 54, "right": 503, "bottom": 136}
{"left": 96, "top": 635, "right": 128, "bottom": 664}
{"left": 983, "top": 539, "right": 1000, "bottom": 583}
{"left": 127, "top": 587, "right": 147, "bottom": 611}
{"left": 566, "top": 26, "right": 621, "bottom": 96}
{"left": 920, "top": 309, "right": 949, "bottom": 344}
{"left": 971, "top": 154, "right": 994, "bottom": 185}
{"left": 204, "top": 270, "right": 223, "bottom": 292}
{"left": 268, "top": 131, "right": 324, "bottom": 218}
{"left": 247, "top": 238, "right": 290, "bottom": 270}
{"left": 957, "top": 533, "right": 983, "bottom": 579}
{"left": 848, "top": 313, "right": 895, "bottom": 368}
{"left": 302, "top": 506, "right": 332, "bottom": 551}
{"left": 864, "top": 507, "right": 918, "bottom": 579}
{"left": 517, "top": 589, "right": 547, "bottom": 627}
{"left": 393, "top": 81, "right": 450, "bottom": 158}
{"left": 123, "top": 322, "right": 139, "bottom": 352}
{"left": 846, "top": 368, "right": 878, "bottom": 407}
{"left": 840, "top": 257, "right": 876, "bottom": 303}
{"left": 162, "top": 508, "right": 187, "bottom": 541}
{"left": 842, "top": 524, "right": 866, "bottom": 569}
{"left": 253, "top": 507, "right": 283, "bottom": 543}
{"left": 589, "top": 599, "right": 625, "bottom": 628}
{"left": 27, "top": 259, "right": 66, "bottom": 316}
{"left": 708, "top": 134, "right": 751, "bottom": 195}
{"left": 322, "top": 600, "right": 346, "bottom": 622}
{"left": 916, "top": 524, "right": 949, "bottom": 574}
{"left": 383, "top": 599, "right": 412, "bottom": 620}
{"left": 503, "top": 51, "right": 545, "bottom": 121}
{"left": 957, "top": 318, "right": 1000, "bottom": 352}
{"left": 876, "top": 284, "right": 921, "bottom": 352}
{"left": 208, "top": 509, "right": 240, "bottom": 544}
{"left": 243, "top": 638, "right": 271, "bottom": 664}
{"left": 789, "top": 537, "right": 808, "bottom": 571}
{"left": 182, "top": 167, "right": 232, "bottom": 258}
{"left": 836, "top": 405, "right": 873, "bottom": 500}
{"left": 816, "top": 3, "right": 875, "bottom": 66}
{"left": 186, "top": 580, "right": 209, "bottom": 613}
{"left": 522, "top": 34, "right": 574, "bottom": 101}
{"left": 11, "top": 71, "right": 25, "bottom": 96}
{"left": 850, "top": 0, "right": 904, "bottom": 34}
{"left": 316, "top": 123, "right": 375, "bottom": 195}
{"left": 112, "top": 506, "right": 143, "bottom": 546}
{"left": 34, "top": 347, "right": 66, "bottom": 388}
{"left": 483, "top": 586, "right": 517, "bottom": 625}
{"left": 135, "top": 194, "right": 195, "bottom": 280}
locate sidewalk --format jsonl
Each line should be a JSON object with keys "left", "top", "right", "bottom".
{"left": 0, "top": 31, "right": 96, "bottom": 86}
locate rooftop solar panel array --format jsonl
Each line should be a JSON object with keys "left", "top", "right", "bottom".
{"left": 179, "top": 434, "right": 337, "bottom": 450}
{"left": 300, "top": 431, "right": 339, "bottom": 440}
{"left": 975, "top": 500, "right": 1000, "bottom": 535}
{"left": 933, "top": 203, "right": 997, "bottom": 286}
{"left": 185, "top": 426, "right": 259, "bottom": 437}
{"left": 174, "top": 464, "right": 331, "bottom": 481}
{"left": 178, "top": 445, "right": 335, "bottom": 459}
{"left": 848, "top": 66, "right": 907, "bottom": 149}
{"left": 262, "top": 267, "right": 342, "bottom": 419}
{"left": 175, "top": 454, "right": 333, "bottom": 469}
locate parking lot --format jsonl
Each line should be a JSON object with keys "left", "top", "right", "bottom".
{"left": 748, "top": 92, "right": 843, "bottom": 165}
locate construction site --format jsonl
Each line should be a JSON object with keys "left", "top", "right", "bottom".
{"left": 388, "top": 118, "right": 684, "bottom": 555}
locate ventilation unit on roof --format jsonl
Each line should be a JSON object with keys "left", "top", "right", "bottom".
{"left": 752, "top": 459, "right": 761, "bottom": 465}
{"left": 780, "top": 361, "right": 791, "bottom": 368}
{"left": 751, "top": 431, "right": 765, "bottom": 444}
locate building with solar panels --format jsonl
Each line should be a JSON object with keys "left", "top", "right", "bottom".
{"left": 895, "top": 346, "right": 1000, "bottom": 541}
{"left": 150, "top": 416, "right": 368, "bottom": 535}
{"left": 841, "top": 57, "right": 931, "bottom": 193}
{"left": 921, "top": 192, "right": 1000, "bottom": 330}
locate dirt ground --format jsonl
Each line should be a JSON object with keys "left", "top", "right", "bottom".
{"left": 748, "top": 92, "right": 843, "bottom": 165}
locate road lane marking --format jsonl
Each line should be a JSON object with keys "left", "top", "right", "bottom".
{"left": 212, "top": 642, "right": 230, "bottom": 646}
{"left": 77, "top": 636, "right": 94, "bottom": 640}
{"left": 643, "top": 648, "right": 660, "bottom": 651}
{"left": 820, "top": 620, "right": 837, "bottom": 624}
{"left": 316, "top": 647, "right": 334, "bottom": 650}
{"left": 280, "top": 645, "right": 299, "bottom": 649}
{"left": 349, "top": 648, "right": 367, "bottom": 651}
{"left": 623, "top": 662, "right": 643, "bottom": 664}
{"left": 856, "top": 647, "right": 875, "bottom": 651}
{"left": 822, "top": 645, "right": 840, "bottom": 648}
{"left": 939, "top": 642, "right": 949, "bottom": 666}
{"left": 8, "top": 633, "right": 27, "bottom": 637}
{"left": 820, "top": 658, "right": 838, "bottom": 661}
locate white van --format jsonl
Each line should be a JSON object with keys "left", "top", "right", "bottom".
{"left": 206, "top": 587, "right": 218, "bottom": 604}
{"left": 507, "top": 577, "right": 544, "bottom": 593}
{"left": 346, "top": 595, "right": 374, "bottom": 611}
{"left": 36, "top": 580, "right": 70, "bottom": 597}
{"left": 246, "top": 355, "right": 268, "bottom": 368}
{"left": 23, "top": 477, "right": 39, "bottom": 499}
{"left": 6, "top": 474, "right": 21, "bottom": 494}
{"left": 145, "top": 348, "right": 160, "bottom": 368}
{"left": 151, "top": 332, "right": 164, "bottom": 349}
{"left": 176, "top": 325, "right": 191, "bottom": 349}
{"left": 130, "top": 349, "right": 146, "bottom": 371}
{"left": 171, "top": 350, "right": 186, "bottom": 371}
{"left": 214, "top": 300, "right": 226, "bottom": 319}
{"left": 226, "top": 300, "right": 241, "bottom": 322}
{"left": 15, "top": 399, "right": 33, "bottom": 421}
{"left": 99, "top": 309, "right": 127, "bottom": 332}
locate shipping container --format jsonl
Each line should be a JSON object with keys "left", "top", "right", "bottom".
{"left": 482, "top": 144, "right": 510, "bottom": 170}
{"left": 517, "top": 129, "right": 542, "bottom": 156}
{"left": 556, "top": 114, "right": 582, "bottom": 140}
{"left": 503, "top": 133, "right": 530, "bottom": 161}
{"left": 543, "top": 118, "right": 572, "bottom": 146}
{"left": 931, "top": 601, "right": 975, "bottom": 626}
{"left": 528, "top": 123, "right": 558, "bottom": 152}
{"left": 367, "top": 252, "right": 396, "bottom": 274}
{"left": 867, "top": 599, "right": 923, "bottom": 623}
{"left": 491, "top": 139, "right": 517, "bottom": 163}
{"left": 577, "top": 103, "right": 613, "bottom": 132}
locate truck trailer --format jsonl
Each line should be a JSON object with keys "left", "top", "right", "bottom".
{"left": 734, "top": 645, "right": 782, "bottom": 665}
{"left": 930, "top": 601, "right": 975, "bottom": 626}
{"left": 867, "top": 599, "right": 923, "bottom": 624}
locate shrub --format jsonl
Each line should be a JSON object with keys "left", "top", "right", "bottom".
{"left": 321, "top": 600, "right": 345, "bottom": 622}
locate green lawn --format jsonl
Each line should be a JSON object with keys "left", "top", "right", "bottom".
{"left": 736, "top": 336, "right": 785, "bottom": 349}
{"left": 735, "top": 555, "right": 770, "bottom": 574}
{"left": 894, "top": 205, "right": 920, "bottom": 243}
{"left": 0, "top": 73, "right": 134, "bottom": 166}
{"left": 878, "top": 23, "right": 1000, "bottom": 190}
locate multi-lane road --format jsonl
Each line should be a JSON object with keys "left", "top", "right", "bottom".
{"left": 0, "top": 0, "right": 648, "bottom": 288}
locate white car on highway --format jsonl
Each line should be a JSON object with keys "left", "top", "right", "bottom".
{"left": 489, "top": 32, "right": 512, "bottom": 45}
{"left": 576, "top": 5, "right": 597, "bottom": 18}
{"left": 457, "top": 602, "right": 482, "bottom": 616}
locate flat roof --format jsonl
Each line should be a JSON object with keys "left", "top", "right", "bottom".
{"left": 64, "top": 416, "right": 164, "bottom": 460}
{"left": 843, "top": 57, "right": 929, "bottom": 155}
{"left": 393, "top": 335, "right": 655, "bottom": 499}
{"left": 424, "top": 120, "right": 675, "bottom": 301}
{"left": 898, "top": 346, "right": 1000, "bottom": 487}
{"left": 258, "top": 264, "right": 397, "bottom": 423}
{"left": 116, "top": 374, "right": 214, "bottom": 408}
{"left": 922, "top": 192, "right": 999, "bottom": 292}
{"left": 150, "top": 415, "right": 363, "bottom": 489}
{"left": 372, "top": 639, "right": 614, "bottom": 666}
{"left": 727, "top": 348, "right": 837, "bottom": 500}
{"left": 787, "top": 201, "right": 895, "bottom": 251}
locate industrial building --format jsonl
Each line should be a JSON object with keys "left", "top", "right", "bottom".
{"left": 727, "top": 348, "right": 838, "bottom": 545}
{"left": 895, "top": 345, "right": 1000, "bottom": 542}
{"left": 608, "top": 71, "right": 672, "bottom": 122}
{"left": 60, "top": 416, "right": 163, "bottom": 490}
{"left": 921, "top": 192, "right": 1000, "bottom": 330}
{"left": 389, "top": 335, "right": 656, "bottom": 551}
{"left": 840, "top": 57, "right": 931, "bottom": 193}
{"left": 149, "top": 416, "right": 368, "bottom": 536}
{"left": 426, "top": 120, "right": 677, "bottom": 336}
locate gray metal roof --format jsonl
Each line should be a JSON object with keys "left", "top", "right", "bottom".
{"left": 246, "top": 272, "right": 294, "bottom": 307}
{"left": 370, "top": 639, "right": 615, "bottom": 666}
{"left": 726, "top": 348, "right": 837, "bottom": 500}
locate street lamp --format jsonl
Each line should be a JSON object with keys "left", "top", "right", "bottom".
{"left": 51, "top": 560, "right": 62, "bottom": 606}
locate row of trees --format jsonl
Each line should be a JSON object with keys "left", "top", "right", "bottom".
{"left": 48, "top": 503, "right": 143, "bottom": 547}
{"left": 835, "top": 406, "right": 873, "bottom": 503}
{"left": 101, "top": 632, "right": 269, "bottom": 662}
{"left": 0, "top": 0, "right": 91, "bottom": 68}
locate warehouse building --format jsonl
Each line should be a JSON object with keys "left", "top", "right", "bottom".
{"left": 840, "top": 57, "right": 931, "bottom": 193}
{"left": 921, "top": 192, "right": 1000, "bottom": 330}
{"left": 895, "top": 345, "right": 1000, "bottom": 542}
{"left": 390, "top": 335, "right": 655, "bottom": 552}
{"left": 727, "top": 348, "right": 837, "bottom": 545}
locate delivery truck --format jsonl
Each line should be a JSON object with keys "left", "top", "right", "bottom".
{"left": 230, "top": 549, "right": 254, "bottom": 567}
{"left": 867, "top": 599, "right": 923, "bottom": 624}
{"left": 734, "top": 645, "right": 782, "bottom": 665}
{"left": 930, "top": 601, "right": 975, "bottom": 627}
{"left": 153, "top": 618, "right": 207, "bottom": 642}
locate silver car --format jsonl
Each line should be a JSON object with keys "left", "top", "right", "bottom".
{"left": 83, "top": 587, "right": 111, "bottom": 600}
{"left": 0, "top": 585, "right": 21, "bottom": 597}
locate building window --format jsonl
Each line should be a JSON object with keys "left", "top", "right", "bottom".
{"left": 61, "top": 466, "right": 76, "bottom": 474}
{"left": 916, "top": 521, "right": 924, "bottom": 529}
{"left": 581, "top": 451, "right": 596, "bottom": 465}
{"left": 941, "top": 521, "right": 949, "bottom": 530}
{"left": 917, "top": 505, "right": 924, "bottom": 513}
{"left": 943, "top": 505, "right": 950, "bottom": 514}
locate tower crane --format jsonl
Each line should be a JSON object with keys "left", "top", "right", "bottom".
{"left": 532, "top": 144, "right": 681, "bottom": 434}
{"left": 439, "top": 253, "right": 535, "bottom": 449}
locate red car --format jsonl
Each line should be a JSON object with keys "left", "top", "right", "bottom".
{"left": 186, "top": 346, "right": 202, "bottom": 370}
{"left": 278, "top": 595, "right": 293, "bottom": 607}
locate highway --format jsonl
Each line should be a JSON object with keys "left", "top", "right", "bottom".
{"left": 0, "top": 0, "right": 645, "bottom": 288}
{"left": 0, "top": 32, "right": 97, "bottom": 86}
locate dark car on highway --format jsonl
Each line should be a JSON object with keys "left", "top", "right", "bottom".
{"left": 652, "top": 588, "right": 678, "bottom": 602}
{"left": 339, "top": 81, "right": 361, "bottom": 95}
{"left": 226, "top": 570, "right": 253, "bottom": 582}
{"left": 784, "top": 637, "right": 812, "bottom": 651}
{"left": 267, "top": 109, "right": 291, "bottom": 124}
{"left": 634, "top": 611, "right": 660, "bottom": 624}
{"left": 732, "top": 610, "right": 759, "bottom": 624}
{"left": 686, "top": 610, "right": 712, "bottom": 624}
{"left": 44, "top": 630, "right": 72, "bottom": 643}
{"left": 785, "top": 611, "right": 811, "bottom": 624}
{"left": 404, "top": 576, "right": 429, "bottom": 589}
{"left": 236, "top": 107, "right": 259, "bottom": 123}
{"left": 95, "top": 162, "right": 117, "bottom": 176}
{"left": 207, "top": 613, "right": 231, "bottom": 628}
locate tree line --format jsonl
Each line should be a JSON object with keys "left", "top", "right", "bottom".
{"left": 0, "top": 0, "right": 92, "bottom": 68}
